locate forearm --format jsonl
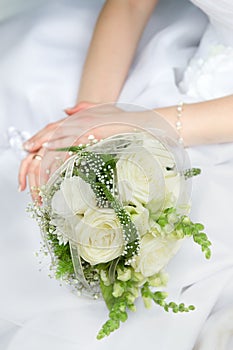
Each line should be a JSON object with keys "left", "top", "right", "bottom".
{"left": 156, "top": 95, "right": 233, "bottom": 147}
{"left": 77, "top": 0, "right": 158, "bottom": 104}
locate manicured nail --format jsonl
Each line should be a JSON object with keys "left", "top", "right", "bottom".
{"left": 18, "top": 184, "right": 22, "bottom": 192}
{"left": 64, "top": 107, "right": 73, "bottom": 112}
{"left": 24, "top": 142, "right": 34, "bottom": 151}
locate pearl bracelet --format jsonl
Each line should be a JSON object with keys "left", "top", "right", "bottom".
{"left": 176, "top": 101, "right": 184, "bottom": 144}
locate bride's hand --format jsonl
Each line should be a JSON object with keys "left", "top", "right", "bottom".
{"left": 18, "top": 103, "right": 128, "bottom": 200}
{"left": 18, "top": 104, "right": 167, "bottom": 201}
{"left": 18, "top": 148, "right": 68, "bottom": 203}
{"left": 18, "top": 101, "right": 96, "bottom": 201}
{"left": 23, "top": 101, "right": 95, "bottom": 153}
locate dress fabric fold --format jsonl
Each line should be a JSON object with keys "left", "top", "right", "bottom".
{"left": 0, "top": 0, "right": 233, "bottom": 349}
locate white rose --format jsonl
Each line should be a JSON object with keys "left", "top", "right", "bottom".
{"left": 51, "top": 176, "right": 96, "bottom": 217}
{"left": 75, "top": 208, "right": 124, "bottom": 265}
{"left": 116, "top": 147, "right": 165, "bottom": 207}
{"left": 51, "top": 189, "right": 73, "bottom": 218}
{"left": 132, "top": 233, "right": 181, "bottom": 277}
{"left": 143, "top": 137, "right": 184, "bottom": 212}
{"left": 143, "top": 137, "right": 175, "bottom": 170}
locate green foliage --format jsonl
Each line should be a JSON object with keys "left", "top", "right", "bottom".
{"left": 56, "top": 145, "right": 86, "bottom": 152}
{"left": 141, "top": 283, "right": 195, "bottom": 313}
{"left": 47, "top": 233, "right": 74, "bottom": 278}
{"left": 99, "top": 279, "right": 115, "bottom": 311}
{"left": 97, "top": 276, "right": 137, "bottom": 340}
{"left": 174, "top": 216, "right": 211, "bottom": 259}
{"left": 157, "top": 208, "right": 211, "bottom": 259}
{"left": 184, "top": 167, "right": 201, "bottom": 179}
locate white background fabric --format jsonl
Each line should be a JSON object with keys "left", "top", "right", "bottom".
{"left": 0, "top": 0, "right": 46, "bottom": 22}
{"left": 0, "top": 0, "right": 233, "bottom": 349}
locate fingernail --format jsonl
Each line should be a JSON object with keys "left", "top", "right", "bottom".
{"left": 24, "top": 142, "right": 34, "bottom": 151}
{"left": 18, "top": 184, "right": 22, "bottom": 192}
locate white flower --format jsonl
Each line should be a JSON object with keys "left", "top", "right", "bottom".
{"left": 117, "top": 267, "right": 132, "bottom": 282}
{"left": 143, "top": 137, "right": 175, "bottom": 170}
{"left": 51, "top": 176, "right": 96, "bottom": 217}
{"left": 132, "top": 233, "right": 181, "bottom": 277}
{"left": 112, "top": 282, "right": 124, "bottom": 298}
{"left": 124, "top": 204, "right": 150, "bottom": 236}
{"left": 100, "top": 270, "right": 111, "bottom": 286}
{"left": 51, "top": 215, "right": 82, "bottom": 245}
{"left": 143, "top": 137, "right": 184, "bottom": 212}
{"left": 116, "top": 147, "right": 165, "bottom": 207}
{"left": 75, "top": 208, "right": 124, "bottom": 265}
{"left": 51, "top": 189, "right": 72, "bottom": 218}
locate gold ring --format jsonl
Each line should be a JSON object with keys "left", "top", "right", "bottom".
{"left": 32, "top": 154, "right": 43, "bottom": 161}
{"left": 30, "top": 186, "right": 39, "bottom": 192}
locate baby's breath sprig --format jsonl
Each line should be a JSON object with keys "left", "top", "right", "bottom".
{"left": 141, "top": 283, "right": 195, "bottom": 313}
{"left": 75, "top": 150, "right": 140, "bottom": 260}
{"left": 100, "top": 185, "right": 140, "bottom": 260}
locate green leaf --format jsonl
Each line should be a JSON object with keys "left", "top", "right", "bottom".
{"left": 184, "top": 168, "right": 201, "bottom": 179}
{"left": 99, "top": 278, "right": 115, "bottom": 310}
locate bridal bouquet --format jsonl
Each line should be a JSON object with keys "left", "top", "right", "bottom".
{"left": 29, "top": 124, "right": 211, "bottom": 339}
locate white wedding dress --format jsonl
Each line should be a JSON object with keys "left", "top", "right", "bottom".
{"left": 0, "top": 1, "right": 233, "bottom": 349}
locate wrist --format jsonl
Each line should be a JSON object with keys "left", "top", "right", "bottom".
{"left": 155, "top": 105, "right": 187, "bottom": 146}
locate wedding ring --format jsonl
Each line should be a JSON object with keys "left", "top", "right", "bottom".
{"left": 30, "top": 186, "right": 39, "bottom": 192}
{"left": 32, "top": 154, "right": 43, "bottom": 161}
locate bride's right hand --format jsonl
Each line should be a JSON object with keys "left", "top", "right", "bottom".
{"left": 23, "top": 101, "right": 95, "bottom": 153}
{"left": 18, "top": 101, "right": 96, "bottom": 200}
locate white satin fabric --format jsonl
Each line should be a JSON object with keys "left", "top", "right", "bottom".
{"left": 179, "top": 0, "right": 233, "bottom": 100}
{"left": 0, "top": 0, "right": 233, "bottom": 349}
{"left": 191, "top": 0, "right": 233, "bottom": 46}
{"left": 0, "top": 0, "right": 46, "bottom": 22}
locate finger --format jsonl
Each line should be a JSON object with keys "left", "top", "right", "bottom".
{"left": 39, "top": 122, "right": 93, "bottom": 149}
{"left": 65, "top": 101, "right": 96, "bottom": 116}
{"left": 43, "top": 124, "right": 132, "bottom": 151}
{"left": 28, "top": 172, "right": 39, "bottom": 202}
{"left": 43, "top": 135, "right": 91, "bottom": 150}
{"left": 23, "top": 122, "right": 83, "bottom": 153}
{"left": 23, "top": 118, "right": 66, "bottom": 152}
{"left": 18, "top": 153, "right": 36, "bottom": 191}
{"left": 40, "top": 151, "right": 67, "bottom": 184}
{"left": 28, "top": 154, "right": 45, "bottom": 203}
{"left": 23, "top": 110, "right": 105, "bottom": 154}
